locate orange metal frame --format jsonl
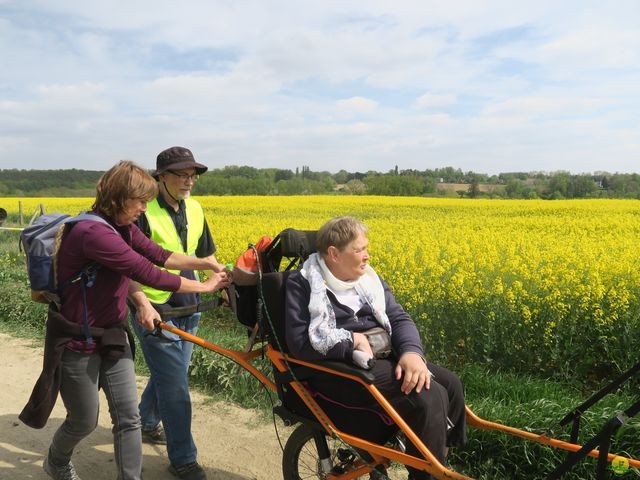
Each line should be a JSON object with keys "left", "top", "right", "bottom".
{"left": 158, "top": 322, "right": 639, "bottom": 479}
{"left": 158, "top": 322, "right": 275, "bottom": 392}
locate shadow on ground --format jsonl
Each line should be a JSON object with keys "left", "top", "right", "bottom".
{"left": 0, "top": 414, "right": 252, "bottom": 479}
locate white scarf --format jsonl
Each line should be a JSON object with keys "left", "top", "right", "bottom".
{"left": 300, "top": 253, "right": 391, "bottom": 355}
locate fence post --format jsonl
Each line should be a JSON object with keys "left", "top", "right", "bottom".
{"left": 18, "top": 201, "right": 23, "bottom": 225}
{"left": 28, "top": 207, "right": 40, "bottom": 226}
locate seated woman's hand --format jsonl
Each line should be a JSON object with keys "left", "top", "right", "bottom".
{"left": 396, "top": 352, "right": 431, "bottom": 394}
{"left": 352, "top": 332, "right": 374, "bottom": 357}
{"left": 351, "top": 332, "right": 375, "bottom": 368}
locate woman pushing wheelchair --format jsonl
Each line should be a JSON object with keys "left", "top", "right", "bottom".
{"left": 20, "top": 161, "right": 230, "bottom": 480}
{"left": 285, "top": 216, "right": 466, "bottom": 480}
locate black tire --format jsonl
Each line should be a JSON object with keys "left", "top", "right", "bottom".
{"left": 282, "top": 424, "right": 358, "bottom": 479}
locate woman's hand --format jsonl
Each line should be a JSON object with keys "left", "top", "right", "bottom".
{"left": 202, "top": 271, "right": 230, "bottom": 292}
{"left": 352, "top": 332, "right": 374, "bottom": 357}
{"left": 395, "top": 352, "right": 431, "bottom": 394}
{"left": 352, "top": 332, "right": 375, "bottom": 369}
{"left": 136, "top": 302, "right": 161, "bottom": 331}
{"left": 128, "top": 282, "right": 161, "bottom": 330}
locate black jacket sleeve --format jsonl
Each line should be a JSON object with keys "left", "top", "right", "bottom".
{"left": 381, "top": 278, "right": 425, "bottom": 359}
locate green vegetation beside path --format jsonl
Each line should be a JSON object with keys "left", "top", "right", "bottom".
{"left": 0, "top": 230, "right": 637, "bottom": 479}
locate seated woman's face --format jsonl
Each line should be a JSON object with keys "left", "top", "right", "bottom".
{"left": 328, "top": 232, "right": 370, "bottom": 282}
{"left": 115, "top": 198, "right": 148, "bottom": 226}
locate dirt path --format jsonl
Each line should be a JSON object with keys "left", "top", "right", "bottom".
{"left": 0, "top": 332, "right": 289, "bottom": 480}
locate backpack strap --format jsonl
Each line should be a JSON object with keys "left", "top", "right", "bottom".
{"left": 57, "top": 264, "right": 100, "bottom": 346}
{"left": 57, "top": 212, "right": 118, "bottom": 347}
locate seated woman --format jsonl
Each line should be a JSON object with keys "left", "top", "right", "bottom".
{"left": 285, "top": 216, "right": 466, "bottom": 480}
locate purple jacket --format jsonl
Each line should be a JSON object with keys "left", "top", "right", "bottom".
{"left": 285, "top": 271, "right": 425, "bottom": 362}
{"left": 57, "top": 213, "right": 181, "bottom": 338}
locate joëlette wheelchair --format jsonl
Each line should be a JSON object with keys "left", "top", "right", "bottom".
{"left": 152, "top": 228, "right": 640, "bottom": 479}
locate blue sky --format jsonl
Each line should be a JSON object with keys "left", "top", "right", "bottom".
{"left": 1, "top": 1, "right": 638, "bottom": 174}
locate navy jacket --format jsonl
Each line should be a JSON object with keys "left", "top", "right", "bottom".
{"left": 285, "top": 271, "right": 425, "bottom": 362}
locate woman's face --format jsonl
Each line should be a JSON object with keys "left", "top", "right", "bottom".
{"left": 114, "top": 198, "right": 148, "bottom": 225}
{"left": 327, "top": 232, "right": 370, "bottom": 281}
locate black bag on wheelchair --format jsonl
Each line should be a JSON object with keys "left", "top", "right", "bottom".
{"left": 228, "top": 228, "right": 317, "bottom": 330}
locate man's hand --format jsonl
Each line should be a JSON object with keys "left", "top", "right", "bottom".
{"left": 395, "top": 352, "right": 431, "bottom": 394}
{"left": 202, "top": 255, "right": 233, "bottom": 282}
{"left": 204, "top": 256, "right": 223, "bottom": 272}
{"left": 165, "top": 253, "right": 229, "bottom": 279}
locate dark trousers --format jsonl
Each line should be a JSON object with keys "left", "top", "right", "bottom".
{"left": 307, "top": 359, "right": 466, "bottom": 480}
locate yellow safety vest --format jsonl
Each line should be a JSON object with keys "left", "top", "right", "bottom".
{"left": 140, "top": 197, "right": 205, "bottom": 304}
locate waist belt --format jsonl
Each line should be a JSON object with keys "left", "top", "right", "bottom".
{"left": 154, "top": 299, "right": 222, "bottom": 320}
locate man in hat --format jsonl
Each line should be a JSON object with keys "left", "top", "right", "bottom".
{"left": 128, "top": 146, "right": 227, "bottom": 480}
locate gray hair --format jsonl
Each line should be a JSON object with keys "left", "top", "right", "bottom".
{"left": 316, "top": 216, "right": 368, "bottom": 255}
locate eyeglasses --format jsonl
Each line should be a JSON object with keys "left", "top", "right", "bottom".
{"left": 167, "top": 170, "right": 199, "bottom": 182}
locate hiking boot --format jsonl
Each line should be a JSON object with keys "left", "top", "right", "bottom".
{"left": 141, "top": 424, "right": 167, "bottom": 445}
{"left": 168, "top": 461, "right": 207, "bottom": 480}
{"left": 43, "top": 455, "right": 81, "bottom": 480}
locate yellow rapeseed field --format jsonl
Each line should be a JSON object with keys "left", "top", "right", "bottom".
{"left": 3, "top": 196, "right": 639, "bottom": 376}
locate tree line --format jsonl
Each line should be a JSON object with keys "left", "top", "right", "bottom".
{"left": 1, "top": 166, "right": 639, "bottom": 199}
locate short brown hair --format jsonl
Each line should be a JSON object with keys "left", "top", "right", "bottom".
{"left": 316, "top": 216, "right": 368, "bottom": 255}
{"left": 93, "top": 160, "right": 158, "bottom": 218}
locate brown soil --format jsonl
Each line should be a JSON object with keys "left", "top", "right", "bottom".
{"left": 0, "top": 332, "right": 287, "bottom": 479}
{"left": 0, "top": 333, "right": 409, "bottom": 480}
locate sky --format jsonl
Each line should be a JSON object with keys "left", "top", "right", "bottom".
{"left": 0, "top": 1, "right": 638, "bottom": 175}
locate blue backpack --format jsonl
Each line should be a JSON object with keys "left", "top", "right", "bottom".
{"left": 20, "top": 212, "right": 117, "bottom": 344}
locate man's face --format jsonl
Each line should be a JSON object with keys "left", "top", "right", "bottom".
{"left": 160, "top": 168, "right": 198, "bottom": 200}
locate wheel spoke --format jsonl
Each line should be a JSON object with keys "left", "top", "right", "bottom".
{"left": 283, "top": 424, "right": 375, "bottom": 479}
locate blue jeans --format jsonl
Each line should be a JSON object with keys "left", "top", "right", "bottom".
{"left": 131, "top": 310, "right": 200, "bottom": 467}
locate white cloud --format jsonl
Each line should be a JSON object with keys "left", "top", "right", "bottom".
{"left": 0, "top": 1, "right": 638, "bottom": 174}
{"left": 417, "top": 93, "right": 457, "bottom": 109}
{"left": 539, "top": 28, "right": 640, "bottom": 73}
{"left": 483, "top": 96, "right": 605, "bottom": 118}
{"left": 36, "top": 82, "right": 105, "bottom": 97}
{"left": 335, "top": 96, "right": 378, "bottom": 116}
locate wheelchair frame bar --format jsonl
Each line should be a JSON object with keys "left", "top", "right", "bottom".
{"left": 559, "top": 360, "right": 640, "bottom": 435}
{"left": 158, "top": 322, "right": 276, "bottom": 392}
{"left": 466, "top": 408, "right": 640, "bottom": 471}
{"left": 158, "top": 321, "right": 640, "bottom": 479}
{"left": 268, "top": 348, "right": 473, "bottom": 480}
{"left": 159, "top": 320, "right": 469, "bottom": 479}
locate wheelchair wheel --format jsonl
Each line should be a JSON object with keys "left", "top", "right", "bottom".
{"left": 282, "top": 424, "right": 364, "bottom": 479}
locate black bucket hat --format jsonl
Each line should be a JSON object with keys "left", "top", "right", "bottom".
{"left": 153, "top": 146, "right": 208, "bottom": 179}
